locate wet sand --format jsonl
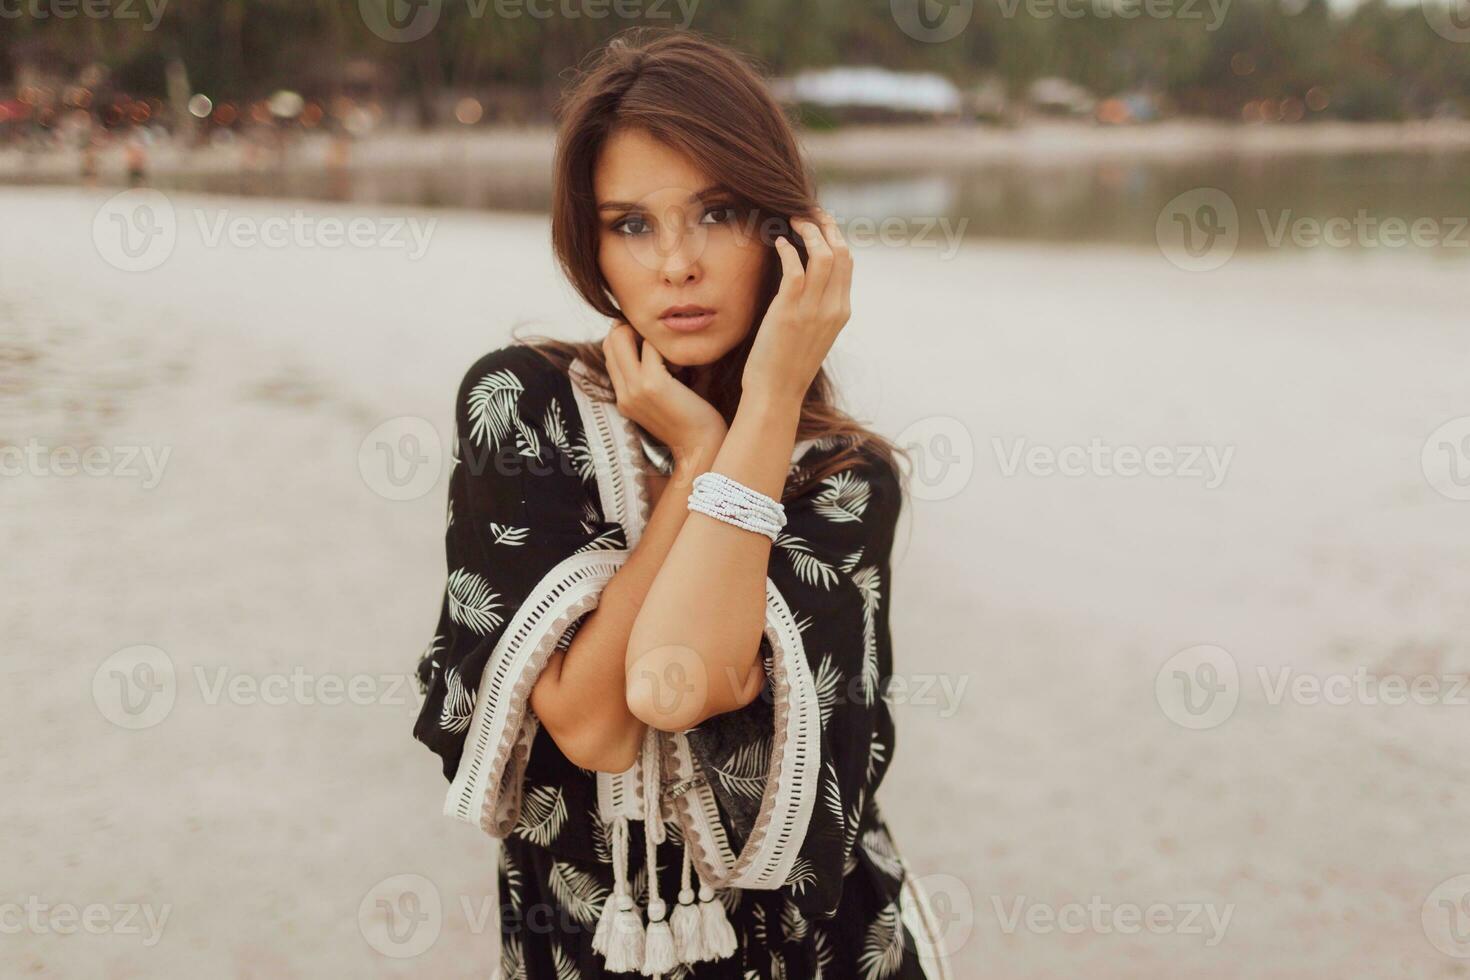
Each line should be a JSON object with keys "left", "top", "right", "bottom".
{"left": 3, "top": 185, "right": 1469, "bottom": 978}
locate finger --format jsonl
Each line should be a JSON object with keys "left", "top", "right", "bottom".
{"left": 603, "top": 323, "right": 631, "bottom": 394}
{"left": 773, "top": 235, "right": 804, "bottom": 304}
{"left": 640, "top": 334, "right": 668, "bottom": 377}
{"left": 790, "top": 216, "right": 833, "bottom": 303}
{"left": 816, "top": 209, "right": 852, "bottom": 313}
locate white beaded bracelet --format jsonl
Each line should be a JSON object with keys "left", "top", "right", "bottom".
{"left": 687, "top": 471, "right": 787, "bottom": 540}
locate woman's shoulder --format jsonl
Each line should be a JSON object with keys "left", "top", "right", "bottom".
{"left": 453, "top": 342, "right": 584, "bottom": 426}
{"left": 457, "top": 342, "right": 573, "bottom": 399}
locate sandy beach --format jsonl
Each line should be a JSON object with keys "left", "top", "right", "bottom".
{"left": 3, "top": 184, "right": 1469, "bottom": 978}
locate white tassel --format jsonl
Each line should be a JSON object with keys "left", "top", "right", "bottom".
{"left": 639, "top": 729, "right": 677, "bottom": 976}
{"left": 670, "top": 840, "right": 706, "bottom": 962}
{"left": 592, "top": 887, "right": 618, "bottom": 955}
{"left": 606, "top": 890, "right": 646, "bottom": 973}
{"left": 641, "top": 898, "right": 677, "bottom": 975}
{"left": 698, "top": 878, "right": 738, "bottom": 959}
{"left": 597, "top": 815, "right": 645, "bottom": 973}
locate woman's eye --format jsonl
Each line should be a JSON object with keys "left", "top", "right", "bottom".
{"left": 701, "top": 206, "right": 736, "bottom": 225}
{"left": 613, "top": 216, "right": 651, "bottom": 236}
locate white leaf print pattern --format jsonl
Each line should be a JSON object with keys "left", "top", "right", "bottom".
{"left": 513, "top": 786, "right": 567, "bottom": 847}
{"left": 512, "top": 417, "right": 541, "bottom": 461}
{"left": 781, "top": 896, "right": 809, "bottom": 941}
{"left": 813, "top": 470, "right": 870, "bottom": 523}
{"left": 490, "top": 523, "right": 529, "bottom": 547}
{"left": 438, "top": 667, "right": 474, "bottom": 734}
{"left": 551, "top": 940, "right": 579, "bottom": 980}
{"left": 467, "top": 368, "right": 525, "bottom": 453}
{"left": 867, "top": 737, "right": 888, "bottom": 784}
{"left": 858, "top": 902, "right": 905, "bottom": 980}
{"left": 498, "top": 932, "right": 526, "bottom": 980}
{"left": 823, "top": 759, "right": 844, "bottom": 826}
{"left": 542, "top": 396, "right": 569, "bottom": 454}
{"left": 813, "top": 926, "right": 836, "bottom": 976}
{"left": 499, "top": 842, "right": 524, "bottom": 915}
{"left": 784, "top": 855, "right": 816, "bottom": 894}
{"left": 776, "top": 533, "right": 840, "bottom": 590}
{"left": 573, "top": 527, "right": 624, "bottom": 554}
{"left": 590, "top": 811, "right": 612, "bottom": 865}
{"left": 861, "top": 825, "right": 906, "bottom": 883}
{"left": 843, "top": 787, "right": 866, "bottom": 878}
{"left": 713, "top": 737, "right": 771, "bottom": 800}
{"left": 852, "top": 564, "right": 883, "bottom": 706}
{"left": 813, "top": 653, "right": 840, "bottom": 729}
{"left": 752, "top": 901, "right": 769, "bottom": 943}
{"left": 446, "top": 568, "right": 504, "bottom": 635}
{"left": 548, "top": 860, "right": 609, "bottom": 926}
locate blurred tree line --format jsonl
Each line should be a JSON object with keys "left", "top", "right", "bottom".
{"left": 2, "top": 0, "right": 1467, "bottom": 122}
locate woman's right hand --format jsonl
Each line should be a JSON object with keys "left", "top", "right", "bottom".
{"left": 603, "top": 322, "right": 728, "bottom": 470}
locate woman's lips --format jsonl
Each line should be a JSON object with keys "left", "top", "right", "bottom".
{"left": 659, "top": 311, "right": 715, "bottom": 333}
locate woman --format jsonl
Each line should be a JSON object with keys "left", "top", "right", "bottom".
{"left": 412, "top": 27, "right": 950, "bottom": 980}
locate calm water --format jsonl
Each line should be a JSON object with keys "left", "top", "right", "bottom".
{"left": 15, "top": 148, "right": 1470, "bottom": 255}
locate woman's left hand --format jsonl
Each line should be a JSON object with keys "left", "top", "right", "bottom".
{"left": 741, "top": 208, "right": 852, "bottom": 407}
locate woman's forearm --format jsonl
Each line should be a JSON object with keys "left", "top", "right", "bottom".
{"left": 529, "top": 433, "right": 727, "bottom": 771}
{"left": 625, "top": 391, "right": 802, "bottom": 732}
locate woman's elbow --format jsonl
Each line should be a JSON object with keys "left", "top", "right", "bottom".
{"left": 625, "top": 653, "right": 764, "bottom": 733}
{"left": 551, "top": 719, "right": 642, "bottom": 773}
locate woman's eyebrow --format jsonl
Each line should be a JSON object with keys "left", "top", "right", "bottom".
{"left": 597, "top": 184, "right": 732, "bottom": 212}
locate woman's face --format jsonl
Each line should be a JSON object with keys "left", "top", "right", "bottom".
{"left": 594, "top": 126, "right": 768, "bottom": 368}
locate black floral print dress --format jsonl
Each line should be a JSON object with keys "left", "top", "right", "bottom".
{"left": 412, "top": 344, "right": 952, "bottom": 979}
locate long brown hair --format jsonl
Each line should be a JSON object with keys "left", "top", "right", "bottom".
{"left": 514, "top": 26, "right": 908, "bottom": 503}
